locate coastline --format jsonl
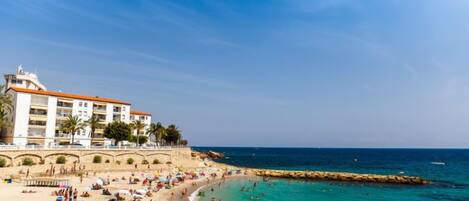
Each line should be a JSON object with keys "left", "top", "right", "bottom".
{"left": 0, "top": 148, "right": 432, "bottom": 201}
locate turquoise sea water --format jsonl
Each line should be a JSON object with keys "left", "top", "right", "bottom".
{"left": 193, "top": 148, "right": 469, "bottom": 201}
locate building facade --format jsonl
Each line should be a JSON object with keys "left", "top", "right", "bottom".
{"left": 1, "top": 67, "right": 152, "bottom": 146}
{"left": 130, "top": 111, "right": 152, "bottom": 136}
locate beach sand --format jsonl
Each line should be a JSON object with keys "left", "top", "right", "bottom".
{"left": 0, "top": 162, "right": 246, "bottom": 201}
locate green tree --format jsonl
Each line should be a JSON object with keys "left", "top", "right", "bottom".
{"left": 147, "top": 122, "right": 166, "bottom": 145}
{"left": 104, "top": 121, "right": 131, "bottom": 146}
{"left": 130, "top": 120, "right": 145, "bottom": 146}
{"left": 0, "top": 85, "right": 13, "bottom": 135}
{"left": 128, "top": 135, "right": 148, "bottom": 145}
{"left": 164, "top": 124, "right": 181, "bottom": 145}
{"left": 86, "top": 115, "right": 103, "bottom": 144}
{"left": 59, "top": 114, "right": 86, "bottom": 144}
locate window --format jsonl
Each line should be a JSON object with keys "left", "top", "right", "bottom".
{"left": 122, "top": 115, "right": 125, "bottom": 120}
{"left": 78, "top": 111, "right": 82, "bottom": 116}
{"left": 11, "top": 79, "right": 23, "bottom": 84}
{"left": 130, "top": 115, "right": 134, "bottom": 120}
{"left": 84, "top": 102, "right": 88, "bottom": 107}
{"left": 122, "top": 107, "right": 126, "bottom": 111}
{"left": 79, "top": 102, "right": 83, "bottom": 107}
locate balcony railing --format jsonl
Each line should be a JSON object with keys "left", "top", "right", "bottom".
{"left": 56, "top": 113, "right": 71, "bottom": 118}
{"left": 91, "top": 133, "right": 104, "bottom": 138}
{"left": 0, "top": 144, "right": 176, "bottom": 150}
{"left": 29, "top": 120, "right": 47, "bottom": 127}
{"left": 57, "top": 102, "right": 73, "bottom": 108}
{"left": 30, "top": 108, "right": 47, "bottom": 116}
{"left": 55, "top": 133, "right": 71, "bottom": 138}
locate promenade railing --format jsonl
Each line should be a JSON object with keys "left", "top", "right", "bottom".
{"left": 0, "top": 144, "right": 182, "bottom": 151}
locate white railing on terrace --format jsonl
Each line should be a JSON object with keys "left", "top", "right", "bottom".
{"left": 0, "top": 144, "right": 182, "bottom": 151}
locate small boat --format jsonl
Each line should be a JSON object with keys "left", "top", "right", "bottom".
{"left": 431, "top": 162, "right": 446, "bottom": 165}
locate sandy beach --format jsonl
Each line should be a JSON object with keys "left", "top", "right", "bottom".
{"left": 0, "top": 160, "right": 247, "bottom": 201}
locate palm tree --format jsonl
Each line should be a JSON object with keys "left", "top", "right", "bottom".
{"left": 131, "top": 120, "right": 145, "bottom": 146}
{"left": 165, "top": 124, "right": 181, "bottom": 145}
{"left": 0, "top": 85, "right": 13, "bottom": 133}
{"left": 86, "top": 115, "right": 102, "bottom": 144}
{"left": 60, "top": 114, "right": 86, "bottom": 144}
{"left": 147, "top": 122, "right": 166, "bottom": 145}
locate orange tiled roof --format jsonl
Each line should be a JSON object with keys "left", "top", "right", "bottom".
{"left": 130, "top": 110, "right": 151, "bottom": 116}
{"left": 8, "top": 87, "right": 131, "bottom": 105}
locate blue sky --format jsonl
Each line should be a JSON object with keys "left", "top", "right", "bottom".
{"left": 1, "top": 0, "right": 469, "bottom": 148}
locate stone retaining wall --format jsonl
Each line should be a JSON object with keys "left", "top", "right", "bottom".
{"left": 0, "top": 147, "right": 191, "bottom": 173}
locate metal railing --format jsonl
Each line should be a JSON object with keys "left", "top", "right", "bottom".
{"left": 0, "top": 144, "right": 178, "bottom": 151}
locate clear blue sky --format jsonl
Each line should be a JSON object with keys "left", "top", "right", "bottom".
{"left": 1, "top": 0, "right": 469, "bottom": 148}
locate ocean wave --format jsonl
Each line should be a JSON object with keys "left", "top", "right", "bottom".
{"left": 188, "top": 185, "right": 206, "bottom": 201}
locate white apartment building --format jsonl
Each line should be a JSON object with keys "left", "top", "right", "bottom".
{"left": 130, "top": 111, "right": 152, "bottom": 136}
{"left": 2, "top": 66, "right": 152, "bottom": 146}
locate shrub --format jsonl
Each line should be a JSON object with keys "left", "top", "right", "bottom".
{"left": 127, "top": 158, "right": 134, "bottom": 165}
{"left": 22, "top": 158, "right": 35, "bottom": 166}
{"left": 116, "top": 160, "right": 121, "bottom": 165}
{"left": 152, "top": 159, "right": 160, "bottom": 164}
{"left": 92, "top": 155, "right": 102, "bottom": 163}
{"left": 0, "top": 158, "right": 6, "bottom": 167}
{"left": 105, "top": 159, "right": 110, "bottom": 163}
{"left": 142, "top": 159, "right": 149, "bottom": 164}
{"left": 39, "top": 159, "right": 45, "bottom": 165}
{"left": 56, "top": 156, "right": 67, "bottom": 164}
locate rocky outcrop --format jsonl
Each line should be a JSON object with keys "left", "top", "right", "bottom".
{"left": 192, "top": 151, "right": 224, "bottom": 160}
{"left": 251, "top": 169, "right": 429, "bottom": 185}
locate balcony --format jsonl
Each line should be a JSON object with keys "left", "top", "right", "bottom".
{"left": 28, "top": 128, "right": 46, "bottom": 137}
{"left": 31, "top": 95, "right": 48, "bottom": 107}
{"left": 55, "top": 133, "right": 71, "bottom": 138}
{"left": 30, "top": 108, "right": 47, "bottom": 115}
{"left": 30, "top": 108, "right": 48, "bottom": 121}
{"left": 95, "top": 128, "right": 104, "bottom": 134}
{"left": 113, "top": 106, "right": 122, "bottom": 113}
{"left": 57, "top": 101, "right": 73, "bottom": 108}
{"left": 113, "top": 114, "right": 120, "bottom": 121}
{"left": 29, "top": 120, "right": 46, "bottom": 128}
{"left": 91, "top": 133, "right": 104, "bottom": 138}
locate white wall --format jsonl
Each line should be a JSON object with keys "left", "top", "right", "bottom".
{"left": 130, "top": 114, "right": 152, "bottom": 137}
{"left": 12, "top": 92, "right": 31, "bottom": 146}
{"left": 45, "top": 96, "right": 57, "bottom": 146}
{"left": 71, "top": 100, "right": 93, "bottom": 146}
{"left": 122, "top": 105, "right": 131, "bottom": 123}
{"left": 105, "top": 103, "right": 113, "bottom": 123}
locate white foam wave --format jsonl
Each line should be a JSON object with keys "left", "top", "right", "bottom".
{"left": 188, "top": 185, "right": 206, "bottom": 201}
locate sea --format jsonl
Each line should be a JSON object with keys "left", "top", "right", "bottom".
{"left": 192, "top": 147, "right": 469, "bottom": 201}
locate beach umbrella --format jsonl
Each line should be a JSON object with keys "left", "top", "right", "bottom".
{"left": 96, "top": 179, "right": 104, "bottom": 185}
{"left": 159, "top": 177, "right": 168, "bottom": 182}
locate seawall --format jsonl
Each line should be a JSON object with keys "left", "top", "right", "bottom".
{"left": 0, "top": 147, "right": 193, "bottom": 176}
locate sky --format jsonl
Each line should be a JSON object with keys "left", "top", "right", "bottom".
{"left": 1, "top": 0, "right": 469, "bottom": 148}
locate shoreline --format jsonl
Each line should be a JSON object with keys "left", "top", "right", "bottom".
{"left": 0, "top": 149, "right": 431, "bottom": 201}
